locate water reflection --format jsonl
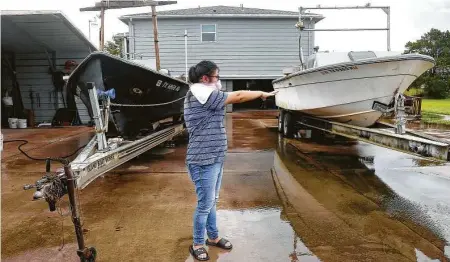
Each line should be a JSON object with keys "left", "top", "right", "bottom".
{"left": 273, "top": 137, "right": 448, "bottom": 261}
{"left": 183, "top": 208, "right": 320, "bottom": 262}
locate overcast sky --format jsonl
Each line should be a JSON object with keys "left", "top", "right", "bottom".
{"left": 1, "top": 0, "right": 449, "bottom": 52}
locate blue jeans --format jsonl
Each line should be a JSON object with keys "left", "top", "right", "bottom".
{"left": 187, "top": 161, "right": 224, "bottom": 246}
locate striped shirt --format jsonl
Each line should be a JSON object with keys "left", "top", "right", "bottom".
{"left": 183, "top": 84, "right": 229, "bottom": 165}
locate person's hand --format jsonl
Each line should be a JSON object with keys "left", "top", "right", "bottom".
{"left": 261, "top": 90, "right": 278, "bottom": 100}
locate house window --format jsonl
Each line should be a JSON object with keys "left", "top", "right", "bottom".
{"left": 201, "top": 24, "right": 216, "bottom": 42}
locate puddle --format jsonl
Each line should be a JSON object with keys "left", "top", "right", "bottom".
{"left": 184, "top": 208, "right": 320, "bottom": 262}
{"left": 352, "top": 142, "right": 450, "bottom": 246}
{"left": 354, "top": 142, "right": 448, "bottom": 169}
{"left": 272, "top": 138, "right": 449, "bottom": 261}
{"left": 439, "top": 115, "right": 450, "bottom": 121}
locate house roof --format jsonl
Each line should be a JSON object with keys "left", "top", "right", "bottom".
{"left": 1, "top": 10, "right": 97, "bottom": 53}
{"left": 119, "top": 5, "right": 324, "bottom": 22}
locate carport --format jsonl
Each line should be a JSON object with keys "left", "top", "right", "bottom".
{"left": 1, "top": 10, "right": 96, "bottom": 127}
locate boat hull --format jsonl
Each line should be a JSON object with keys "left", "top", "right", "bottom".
{"left": 66, "top": 52, "right": 189, "bottom": 138}
{"left": 272, "top": 54, "right": 435, "bottom": 127}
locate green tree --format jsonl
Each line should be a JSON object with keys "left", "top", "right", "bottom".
{"left": 404, "top": 28, "right": 450, "bottom": 98}
{"left": 104, "top": 34, "right": 124, "bottom": 57}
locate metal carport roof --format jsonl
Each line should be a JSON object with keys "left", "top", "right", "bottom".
{"left": 1, "top": 10, "right": 97, "bottom": 53}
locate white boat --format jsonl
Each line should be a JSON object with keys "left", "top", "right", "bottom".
{"left": 272, "top": 51, "right": 435, "bottom": 127}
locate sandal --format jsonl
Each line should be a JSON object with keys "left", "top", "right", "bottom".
{"left": 189, "top": 245, "right": 209, "bottom": 261}
{"left": 206, "top": 238, "right": 233, "bottom": 250}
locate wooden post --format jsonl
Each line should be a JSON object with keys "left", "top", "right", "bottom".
{"left": 151, "top": 5, "right": 161, "bottom": 71}
{"left": 100, "top": 6, "right": 105, "bottom": 50}
{"left": 81, "top": 1, "right": 176, "bottom": 58}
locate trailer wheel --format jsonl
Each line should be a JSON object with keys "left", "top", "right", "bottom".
{"left": 278, "top": 110, "right": 285, "bottom": 133}
{"left": 283, "top": 112, "right": 294, "bottom": 138}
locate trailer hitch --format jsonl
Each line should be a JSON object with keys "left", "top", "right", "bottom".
{"left": 23, "top": 159, "right": 67, "bottom": 211}
{"left": 23, "top": 159, "right": 97, "bottom": 262}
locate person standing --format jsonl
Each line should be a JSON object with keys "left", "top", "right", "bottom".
{"left": 184, "top": 60, "right": 277, "bottom": 261}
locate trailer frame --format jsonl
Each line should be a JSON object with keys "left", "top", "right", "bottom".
{"left": 278, "top": 109, "right": 450, "bottom": 162}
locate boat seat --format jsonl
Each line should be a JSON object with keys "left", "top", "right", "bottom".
{"left": 348, "top": 51, "right": 377, "bottom": 61}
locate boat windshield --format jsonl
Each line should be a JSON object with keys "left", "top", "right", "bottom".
{"left": 348, "top": 51, "right": 377, "bottom": 61}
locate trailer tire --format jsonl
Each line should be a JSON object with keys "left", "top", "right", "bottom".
{"left": 283, "top": 112, "right": 294, "bottom": 138}
{"left": 278, "top": 110, "right": 285, "bottom": 133}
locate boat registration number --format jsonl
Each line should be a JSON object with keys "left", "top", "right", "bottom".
{"left": 156, "top": 80, "right": 181, "bottom": 91}
{"left": 321, "top": 65, "right": 358, "bottom": 75}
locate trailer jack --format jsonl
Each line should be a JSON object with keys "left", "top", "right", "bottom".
{"left": 24, "top": 160, "right": 97, "bottom": 262}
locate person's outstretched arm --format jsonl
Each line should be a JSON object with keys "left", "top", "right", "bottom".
{"left": 224, "top": 90, "right": 277, "bottom": 105}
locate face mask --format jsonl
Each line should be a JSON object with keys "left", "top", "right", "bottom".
{"left": 215, "top": 80, "right": 222, "bottom": 90}
{"left": 205, "top": 80, "right": 222, "bottom": 90}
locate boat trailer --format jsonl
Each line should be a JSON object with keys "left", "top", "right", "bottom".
{"left": 22, "top": 83, "right": 185, "bottom": 261}
{"left": 278, "top": 94, "right": 450, "bottom": 162}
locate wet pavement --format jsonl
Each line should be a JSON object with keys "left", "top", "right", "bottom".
{"left": 2, "top": 110, "right": 450, "bottom": 261}
{"left": 274, "top": 136, "right": 450, "bottom": 261}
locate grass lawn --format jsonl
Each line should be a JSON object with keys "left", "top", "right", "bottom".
{"left": 422, "top": 99, "right": 450, "bottom": 126}
{"left": 420, "top": 99, "right": 450, "bottom": 126}
{"left": 421, "top": 112, "right": 450, "bottom": 126}
{"left": 421, "top": 99, "right": 450, "bottom": 115}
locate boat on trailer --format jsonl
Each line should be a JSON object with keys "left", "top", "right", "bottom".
{"left": 66, "top": 51, "right": 189, "bottom": 139}
{"left": 273, "top": 50, "right": 435, "bottom": 127}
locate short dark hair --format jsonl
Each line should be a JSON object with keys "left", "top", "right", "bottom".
{"left": 188, "top": 60, "right": 218, "bottom": 83}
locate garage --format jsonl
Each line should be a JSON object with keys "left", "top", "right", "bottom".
{"left": 231, "top": 79, "right": 277, "bottom": 111}
{"left": 1, "top": 10, "right": 96, "bottom": 128}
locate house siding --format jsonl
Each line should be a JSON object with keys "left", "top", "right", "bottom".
{"left": 129, "top": 18, "right": 315, "bottom": 78}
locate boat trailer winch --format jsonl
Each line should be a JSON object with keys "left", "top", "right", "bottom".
{"left": 23, "top": 82, "right": 185, "bottom": 262}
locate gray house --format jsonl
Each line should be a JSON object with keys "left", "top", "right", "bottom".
{"left": 119, "top": 5, "right": 323, "bottom": 111}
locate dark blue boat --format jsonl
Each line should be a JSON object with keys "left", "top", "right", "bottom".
{"left": 66, "top": 52, "right": 189, "bottom": 138}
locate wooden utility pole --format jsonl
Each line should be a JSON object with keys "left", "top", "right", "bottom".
{"left": 151, "top": 5, "right": 161, "bottom": 70}
{"left": 81, "top": 1, "right": 177, "bottom": 58}
{"left": 100, "top": 7, "right": 105, "bottom": 50}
